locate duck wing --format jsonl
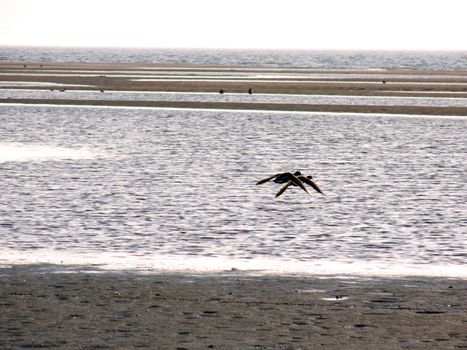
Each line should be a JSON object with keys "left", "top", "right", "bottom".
{"left": 256, "top": 173, "right": 280, "bottom": 185}
{"left": 275, "top": 181, "right": 292, "bottom": 197}
{"left": 289, "top": 174, "right": 312, "bottom": 196}
{"left": 300, "top": 176, "right": 324, "bottom": 195}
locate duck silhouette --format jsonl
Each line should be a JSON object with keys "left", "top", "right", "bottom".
{"left": 276, "top": 173, "right": 324, "bottom": 198}
{"left": 256, "top": 171, "right": 323, "bottom": 197}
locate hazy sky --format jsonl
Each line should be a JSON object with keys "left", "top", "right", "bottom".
{"left": 1, "top": 0, "right": 467, "bottom": 50}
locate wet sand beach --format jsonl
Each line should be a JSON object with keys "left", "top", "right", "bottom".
{"left": 0, "top": 266, "right": 466, "bottom": 349}
{"left": 1, "top": 61, "right": 467, "bottom": 115}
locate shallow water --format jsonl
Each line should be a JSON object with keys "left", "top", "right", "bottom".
{"left": 3, "top": 70, "right": 467, "bottom": 81}
{"left": 0, "top": 104, "right": 466, "bottom": 277}
{"left": 3, "top": 89, "right": 467, "bottom": 108}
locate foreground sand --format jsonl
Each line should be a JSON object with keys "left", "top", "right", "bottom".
{"left": 1, "top": 61, "right": 467, "bottom": 115}
{"left": 1, "top": 266, "right": 466, "bottom": 349}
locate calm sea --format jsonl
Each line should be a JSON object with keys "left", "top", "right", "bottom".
{"left": 0, "top": 48, "right": 466, "bottom": 277}
{"left": 1, "top": 46, "right": 467, "bottom": 70}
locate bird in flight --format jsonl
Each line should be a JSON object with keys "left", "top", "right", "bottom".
{"left": 256, "top": 171, "right": 324, "bottom": 198}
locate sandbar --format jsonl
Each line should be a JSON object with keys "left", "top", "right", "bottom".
{"left": 1, "top": 61, "right": 467, "bottom": 115}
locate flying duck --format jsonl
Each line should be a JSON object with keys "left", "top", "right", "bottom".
{"left": 256, "top": 171, "right": 324, "bottom": 198}
{"left": 276, "top": 174, "right": 324, "bottom": 198}
{"left": 256, "top": 171, "right": 310, "bottom": 197}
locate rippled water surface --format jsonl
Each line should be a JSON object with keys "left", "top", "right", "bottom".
{"left": 3, "top": 89, "right": 467, "bottom": 108}
{"left": 0, "top": 105, "right": 466, "bottom": 276}
{"left": 1, "top": 47, "right": 467, "bottom": 70}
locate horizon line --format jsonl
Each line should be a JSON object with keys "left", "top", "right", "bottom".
{"left": 1, "top": 44, "right": 467, "bottom": 52}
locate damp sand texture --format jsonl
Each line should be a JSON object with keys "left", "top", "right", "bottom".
{"left": 1, "top": 268, "right": 466, "bottom": 349}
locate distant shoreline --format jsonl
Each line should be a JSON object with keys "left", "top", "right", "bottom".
{"left": 1, "top": 61, "right": 467, "bottom": 115}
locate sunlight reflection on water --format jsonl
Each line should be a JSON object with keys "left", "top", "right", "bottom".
{"left": 0, "top": 105, "right": 465, "bottom": 277}
{"left": 1, "top": 250, "right": 466, "bottom": 278}
{"left": 0, "top": 143, "right": 98, "bottom": 163}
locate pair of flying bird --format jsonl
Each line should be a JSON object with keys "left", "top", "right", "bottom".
{"left": 256, "top": 171, "right": 324, "bottom": 198}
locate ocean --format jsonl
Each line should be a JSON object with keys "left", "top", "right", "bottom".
{"left": 1, "top": 46, "right": 467, "bottom": 70}
{"left": 0, "top": 47, "right": 466, "bottom": 277}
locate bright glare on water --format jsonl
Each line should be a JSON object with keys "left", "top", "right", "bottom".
{"left": 0, "top": 143, "right": 98, "bottom": 163}
{"left": 0, "top": 105, "right": 466, "bottom": 277}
